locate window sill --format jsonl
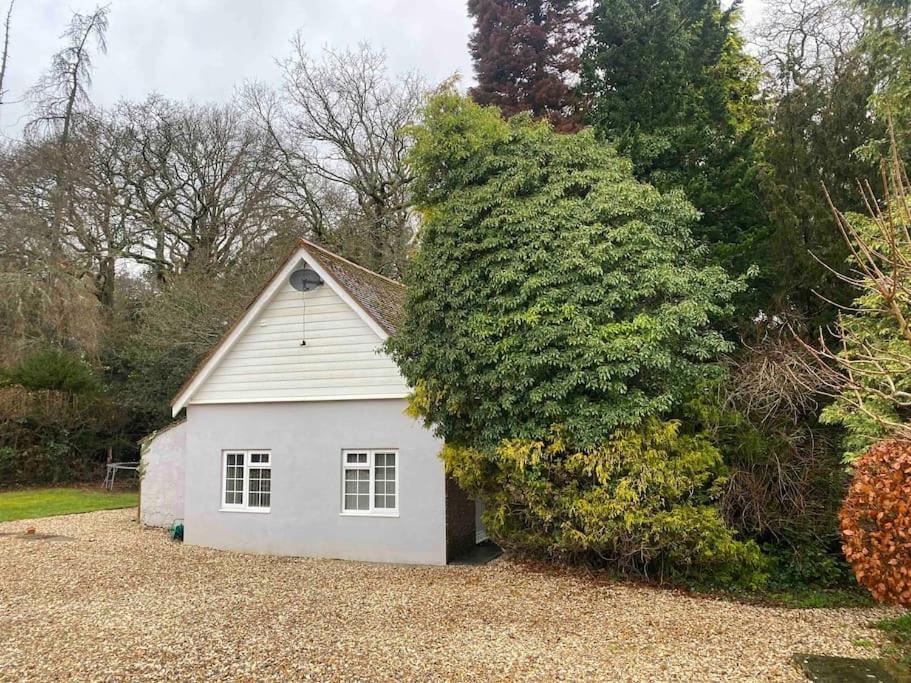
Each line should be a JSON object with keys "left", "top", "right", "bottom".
{"left": 339, "top": 511, "right": 399, "bottom": 518}
{"left": 219, "top": 507, "right": 271, "bottom": 514}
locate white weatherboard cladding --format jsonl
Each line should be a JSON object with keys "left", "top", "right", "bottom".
{"left": 190, "top": 279, "right": 408, "bottom": 404}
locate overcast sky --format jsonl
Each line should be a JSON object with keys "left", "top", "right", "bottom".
{"left": 0, "top": 0, "right": 766, "bottom": 140}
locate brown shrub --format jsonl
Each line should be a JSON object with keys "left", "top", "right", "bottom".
{"left": 840, "top": 440, "right": 911, "bottom": 606}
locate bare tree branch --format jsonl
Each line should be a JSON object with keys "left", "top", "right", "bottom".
{"left": 795, "top": 121, "right": 911, "bottom": 449}
{"left": 0, "top": 0, "right": 14, "bottom": 121}
{"left": 247, "top": 41, "right": 423, "bottom": 276}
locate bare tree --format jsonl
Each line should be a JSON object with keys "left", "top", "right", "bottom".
{"left": 112, "top": 97, "right": 295, "bottom": 280}
{"left": 249, "top": 41, "right": 423, "bottom": 276}
{"left": 0, "top": 0, "right": 14, "bottom": 120}
{"left": 754, "top": 0, "right": 865, "bottom": 92}
{"left": 26, "top": 5, "right": 108, "bottom": 143}
{"left": 23, "top": 5, "right": 109, "bottom": 269}
{"left": 66, "top": 115, "right": 137, "bottom": 312}
{"left": 0, "top": 139, "right": 105, "bottom": 359}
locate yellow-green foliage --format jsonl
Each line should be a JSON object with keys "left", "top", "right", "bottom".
{"left": 444, "top": 419, "right": 766, "bottom": 586}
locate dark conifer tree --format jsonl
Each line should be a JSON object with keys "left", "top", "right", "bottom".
{"left": 468, "top": 0, "right": 584, "bottom": 132}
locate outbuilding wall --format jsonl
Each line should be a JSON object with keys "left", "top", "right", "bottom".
{"left": 183, "top": 399, "right": 448, "bottom": 565}
{"left": 139, "top": 420, "right": 187, "bottom": 528}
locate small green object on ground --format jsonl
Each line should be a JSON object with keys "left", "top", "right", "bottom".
{"left": 169, "top": 521, "right": 184, "bottom": 542}
{"left": 796, "top": 654, "right": 900, "bottom": 682}
{"left": 0, "top": 488, "right": 138, "bottom": 522}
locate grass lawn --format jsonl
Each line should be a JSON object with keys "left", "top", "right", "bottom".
{"left": 0, "top": 487, "right": 138, "bottom": 522}
{"left": 875, "top": 612, "right": 911, "bottom": 679}
{"left": 749, "top": 586, "right": 876, "bottom": 609}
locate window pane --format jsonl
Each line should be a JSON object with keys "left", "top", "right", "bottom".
{"left": 356, "top": 494, "right": 369, "bottom": 510}
{"left": 248, "top": 466, "right": 270, "bottom": 508}
{"left": 372, "top": 452, "right": 396, "bottom": 509}
{"left": 346, "top": 452, "right": 367, "bottom": 465}
{"left": 344, "top": 494, "right": 356, "bottom": 510}
{"left": 224, "top": 453, "right": 244, "bottom": 505}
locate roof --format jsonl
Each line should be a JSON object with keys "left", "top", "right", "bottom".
{"left": 299, "top": 239, "right": 405, "bottom": 335}
{"left": 169, "top": 239, "right": 405, "bottom": 415}
{"left": 138, "top": 418, "right": 187, "bottom": 446}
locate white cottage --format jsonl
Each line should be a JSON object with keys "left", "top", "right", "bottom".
{"left": 140, "top": 239, "right": 480, "bottom": 565}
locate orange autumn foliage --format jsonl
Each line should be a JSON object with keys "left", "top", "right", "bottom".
{"left": 840, "top": 440, "right": 911, "bottom": 607}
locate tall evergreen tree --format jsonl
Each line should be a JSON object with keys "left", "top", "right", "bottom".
{"left": 391, "top": 90, "right": 741, "bottom": 450}
{"left": 756, "top": 0, "right": 884, "bottom": 322}
{"left": 758, "top": 59, "right": 881, "bottom": 321}
{"left": 468, "top": 0, "right": 585, "bottom": 132}
{"left": 580, "top": 0, "right": 768, "bottom": 314}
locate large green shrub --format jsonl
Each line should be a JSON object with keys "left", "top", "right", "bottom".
{"left": 445, "top": 419, "right": 765, "bottom": 586}
{"left": 390, "top": 89, "right": 743, "bottom": 451}
{"left": 390, "top": 90, "right": 754, "bottom": 581}
{"left": 0, "top": 349, "right": 121, "bottom": 484}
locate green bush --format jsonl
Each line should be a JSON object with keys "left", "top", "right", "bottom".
{"left": 4, "top": 347, "right": 100, "bottom": 394}
{"left": 763, "top": 541, "right": 852, "bottom": 590}
{"left": 0, "top": 349, "right": 122, "bottom": 485}
{"left": 445, "top": 419, "right": 766, "bottom": 587}
{"left": 682, "top": 338, "right": 853, "bottom": 590}
{"left": 0, "top": 442, "right": 99, "bottom": 485}
{"left": 390, "top": 89, "right": 743, "bottom": 451}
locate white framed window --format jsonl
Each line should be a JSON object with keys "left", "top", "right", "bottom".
{"left": 221, "top": 450, "right": 271, "bottom": 512}
{"left": 341, "top": 449, "right": 398, "bottom": 516}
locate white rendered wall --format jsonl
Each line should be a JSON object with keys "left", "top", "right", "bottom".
{"left": 140, "top": 421, "right": 187, "bottom": 528}
{"left": 182, "top": 399, "right": 447, "bottom": 565}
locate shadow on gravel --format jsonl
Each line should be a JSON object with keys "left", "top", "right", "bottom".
{"left": 795, "top": 654, "right": 902, "bottom": 682}
{"left": 450, "top": 540, "right": 502, "bottom": 566}
{"left": 0, "top": 531, "right": 73, "bottom": 542}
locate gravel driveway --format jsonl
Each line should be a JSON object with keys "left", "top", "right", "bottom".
{"left": 0, "top": 508, "right": 898, "bottom": 682}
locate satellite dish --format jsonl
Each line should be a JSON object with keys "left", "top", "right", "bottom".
{"left": 289, "top": 266, "right": 323, "bottom": 292}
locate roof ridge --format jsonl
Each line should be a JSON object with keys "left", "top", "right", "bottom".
{"left": 298, "top": 238, "right": 405, "bottom": 288}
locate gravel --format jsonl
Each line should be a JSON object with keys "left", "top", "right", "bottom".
{"left": 0, "top": 508, "right": 900, "bottom": 682}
